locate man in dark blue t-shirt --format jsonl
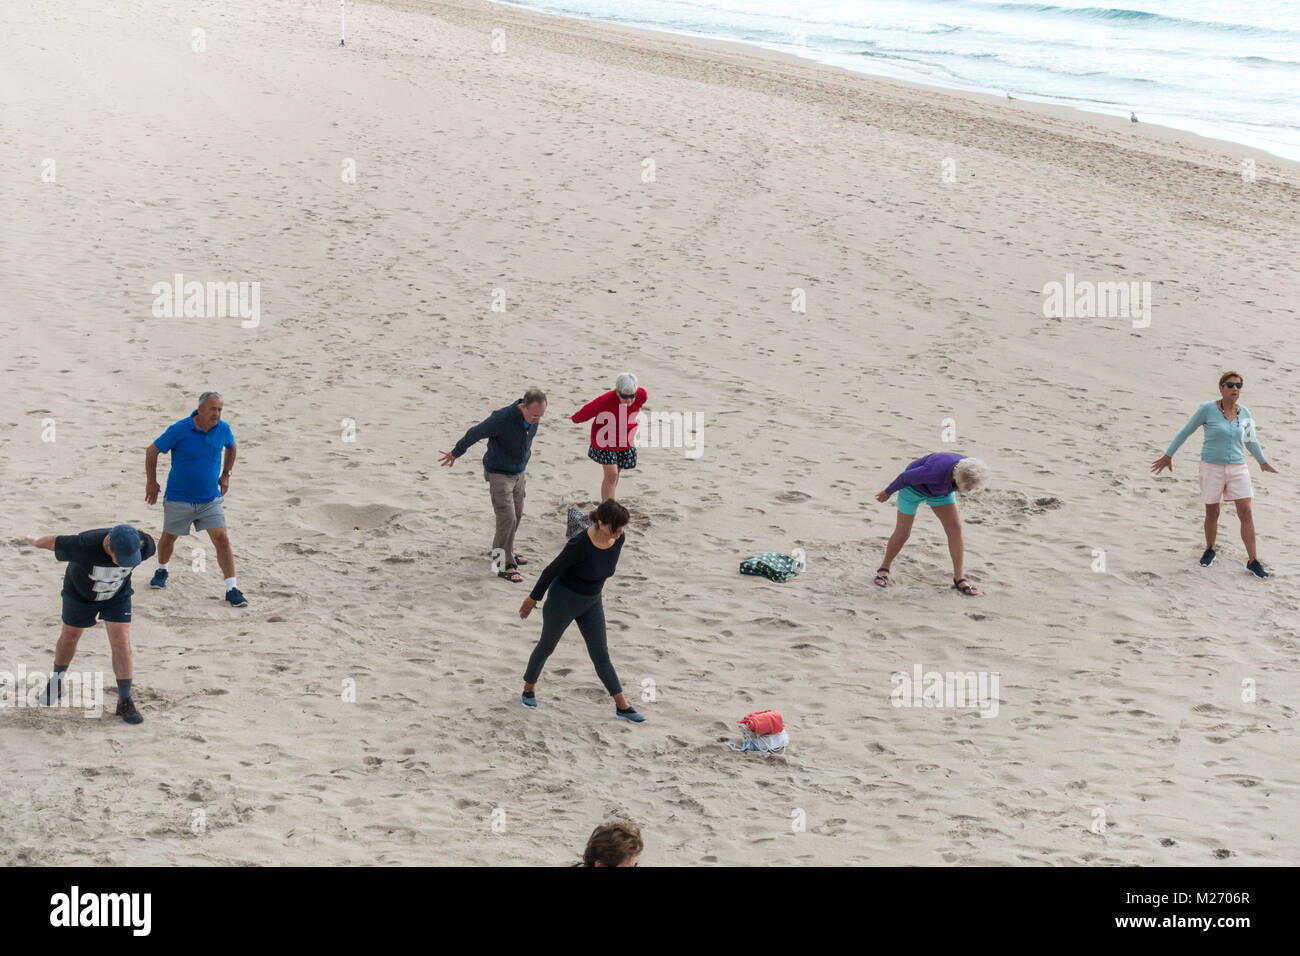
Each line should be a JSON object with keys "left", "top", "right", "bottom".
{"left": 144, "top": 391, "right": 247, "bottom": 607}
{"left": 25, "top": 525, "right": 156, "bottom": 724}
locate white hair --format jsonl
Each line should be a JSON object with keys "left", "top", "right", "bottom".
{"left": 198, "top": 391, "right": 223, "bottom": 408}
{"left": 954, "top": 457, "right": 987, "bottom": 491}
{"left": 614, "top": 372, "right": 638, "bottom": 395}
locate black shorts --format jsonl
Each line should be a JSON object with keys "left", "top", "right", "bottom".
{"left": 61, "top": 589, "right": 133, "bottom": 628}
{"left": 588, "top": 445, "right": 637, "bottom": 470}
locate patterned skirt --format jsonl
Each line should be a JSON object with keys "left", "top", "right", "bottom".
{"left": 588, "top": 445, "right": 637, "bottom": 470}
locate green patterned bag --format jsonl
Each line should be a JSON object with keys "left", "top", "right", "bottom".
{"left": 739, "top": 552, "right": 801, "bottom": 583}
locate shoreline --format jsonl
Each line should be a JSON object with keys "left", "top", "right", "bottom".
{"left": 461, "top": 0, "right": 1300, "bottom": 172}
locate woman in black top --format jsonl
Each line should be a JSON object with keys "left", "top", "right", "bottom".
{"left": 519, "top": 499, "right": 645, "bottom": 723}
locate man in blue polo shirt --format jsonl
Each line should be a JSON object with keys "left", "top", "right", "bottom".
{"left": 144, "top": 391, "right": 247, "bottom": 607}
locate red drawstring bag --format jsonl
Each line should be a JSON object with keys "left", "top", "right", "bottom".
{"left": 739, "top": 710, "right": 784, "bottom": 735}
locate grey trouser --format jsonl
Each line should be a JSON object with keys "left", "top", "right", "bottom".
{"left": 486, "top": 469, "right": 525, "bottom": 569}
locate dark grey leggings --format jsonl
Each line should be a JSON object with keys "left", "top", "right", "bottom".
{"left": 523, "top": 580, "right": 622, "bottom": 696}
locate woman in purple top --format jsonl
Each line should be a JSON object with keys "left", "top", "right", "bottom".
{"left": 874, "top": 453, "right": 988, "bottom": 595}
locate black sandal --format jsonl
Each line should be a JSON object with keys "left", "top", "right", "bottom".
{"left": 952, "top": 577, "right": 980, "bottom": 596}
{"left": 514, "top": 554, "right": 528, "bottom": 566}
{"left": 498, "top": 568, "right": 524, "bottom": 584}
{"left": 874, "top": 567, "right": 890, "bottom": 587}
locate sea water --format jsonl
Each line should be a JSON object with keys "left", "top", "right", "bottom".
{"left": 495, "top": 0, "right": 1300, "bottom": 161}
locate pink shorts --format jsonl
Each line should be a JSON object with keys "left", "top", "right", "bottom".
{"left": 1199, "top": 461, "right": 1252, "bottom": 504}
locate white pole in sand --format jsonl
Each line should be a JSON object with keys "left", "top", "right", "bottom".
{"left": 340, "top": 0, "right": 345, "bottom": 47}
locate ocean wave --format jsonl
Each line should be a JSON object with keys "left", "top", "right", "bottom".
{"left": 988, "top": 2, "right": 1298, "bottom": 36}
{"left": 1232, "top": 54, "right": 1300, "bottom": 67}
{"left": 852, "top": 45, "right": 1168, "bottom": 84}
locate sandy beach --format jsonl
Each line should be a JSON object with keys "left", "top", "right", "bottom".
{"left": 2, "top": 0, "right": 1298, "bottom": 865}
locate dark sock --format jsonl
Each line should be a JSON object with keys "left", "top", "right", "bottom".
{"left": 117, "top": 678, "right": 132, "bottom": 703}
{"left": 42, "top": 664, "right": 69, "bottom": 704}
{"left": 522, "top": 690, "right": 535, "bottom": 699}
{"left": 617, "top": 705, "right": 636, "bottom": 713}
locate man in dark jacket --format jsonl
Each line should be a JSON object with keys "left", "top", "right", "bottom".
{"left": 440, "top": 389, "right": 547, "bottom": 583}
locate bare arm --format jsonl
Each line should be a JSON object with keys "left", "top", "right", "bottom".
{"left": 219, "top": 444, "right": 237, "bottom": 495}
{"left": 25, "top": 534, "right": 56, "bottom": 550}
{"left": 145, "top": 444, "right": 162, "bottom": 504}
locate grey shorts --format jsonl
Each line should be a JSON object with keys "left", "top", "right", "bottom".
{"left": 163, "top": 496, "right": 227, "bottom": 536}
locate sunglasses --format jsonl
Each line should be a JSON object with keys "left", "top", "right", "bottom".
{"left": 617, "top": 392, "right": 636, "bottom": 400}
{"left": 1223, "top": 382, "right": 1243, "bottom": 389}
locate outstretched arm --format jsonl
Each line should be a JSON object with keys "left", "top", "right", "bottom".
{"left": 1165, "top": 404, "right": 1207, "bottom": 458}
{"left": 528, "top": 537, "right": 582, "bottom": 603}
{"left": 25, "top": 534, "right": 56, "bottom": 550}
{"left": 883, "top": 472, "right": 910, "bottom": 496}
{"left": 441, "top": 411, "right": 501, "bottom": 466}
{"left": 884, "top": 455, "right": 934, "bottom": 496}
{"left": 571, "top": 392, "right": 611, "bottom": 424}
{"left": 521, "top": 540, "right": 584, "bottom": 618}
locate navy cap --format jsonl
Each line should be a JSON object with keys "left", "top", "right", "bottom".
{"left": 108, "top": 525, "right": 143, "bottom": 568}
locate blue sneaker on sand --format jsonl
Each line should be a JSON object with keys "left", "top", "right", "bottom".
{"left": 226, "top": 587, "right": 248, "bottom": 607}
{"left": 150, "top": 568, "right": 168, "bottom": 589}
{"left": 521, "top": 692, "right": 538, "bottom": 709}
{"left": 615, "top": 707, "right": 646, "bottom": 724}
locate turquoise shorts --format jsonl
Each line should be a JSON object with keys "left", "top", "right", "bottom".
{"left": 897, "top": 486, "right": 956, "bottom": 515}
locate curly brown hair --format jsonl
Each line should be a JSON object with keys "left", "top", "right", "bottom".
{"left": 582, "top": 821, "right": 643, "bottom": 867}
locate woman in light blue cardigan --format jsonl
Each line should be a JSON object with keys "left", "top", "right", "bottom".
{"left": 1151, "top": 370, "right": 1279, "bottom": 577}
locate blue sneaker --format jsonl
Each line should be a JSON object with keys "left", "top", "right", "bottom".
{"left": 615, "top": 707, "right": 646, "bottom": 724}
{"left": 521, "top": 692, "right": 538, "bottom": 709}
{"left": 225, "top": 587, "right": 249, "bottom": 607}
{"left": 150, "top": 568, "right": 168, "bottom": 589}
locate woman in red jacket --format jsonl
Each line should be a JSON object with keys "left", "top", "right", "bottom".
{"left": 572, "top": 373, "right": 647, "bottom": 502}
